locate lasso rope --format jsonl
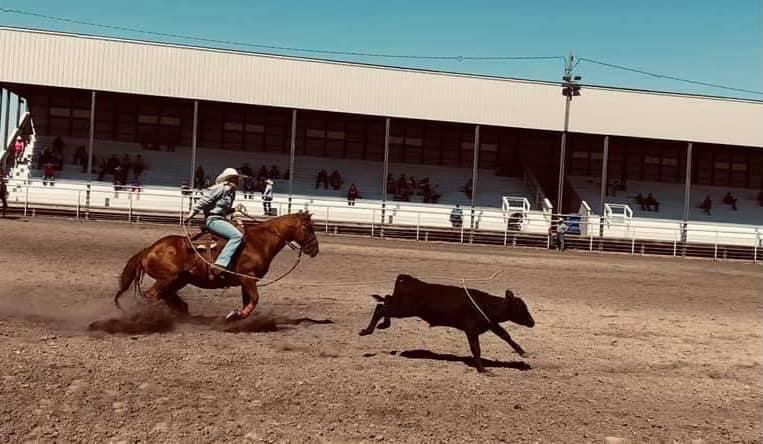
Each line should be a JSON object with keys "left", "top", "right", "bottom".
{"left": 183, "top": 208, "right": 502, "bottom": 322}
{"left": 182, "top": 216, "right": 303, "bottom": 288}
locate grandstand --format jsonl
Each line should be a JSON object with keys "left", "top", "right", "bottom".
{"left": 0, "top": 27, "right": 761, "bottom": 257}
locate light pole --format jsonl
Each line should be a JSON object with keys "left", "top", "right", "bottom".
{"left": 557, "top": 54, "right": 581, "bottom": 214}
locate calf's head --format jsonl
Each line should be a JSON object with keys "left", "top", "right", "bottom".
{"left": 503, "top": 290, "right": 535, "bottom": 327}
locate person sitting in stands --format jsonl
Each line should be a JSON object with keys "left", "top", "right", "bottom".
{"left": 758, "top": 191, "right": 763, "bottom": 207}
{"left": 113, "top": 165, "right": 125, "bottom": 188}
{"left": 14, "top": 136, "right": 25, "bottom": 163}
{"left": 700, "top": 195, "right": 712, "bottom": 215}
{"left": 635, "top": 193, "right": 646, "bottom": 211}
{"left": 52, "top": 136, "right": 64, "bottom": 154}
{"left": 43, "top": 161, "right": 56, "bottom": 186}
{"left": 644, "top": 193, "right": 659, "bottom": 212}
{"left": 37, "top": 147, "right": 51, "bottom": 170}
{"left": 329, "top": 170, "right": 343, "bottom": 190}
{"left": 722, "top": 192, "right": 738, "bottom": 211}
{"left": 133, "top": 155, "right": 145, "bottom": 178}
{"left": 463, "top": 178, "right": 473, "bottom": 197}
{"left": 194, "top": 165, "right": 205, "bottom": 189}
{"left": 258, "top": 165, "right": 269, "bottom": 180}
{"left": 347, "top": 183, "right": 360, "bottom": 206}
{"left": 450, "top": 204, "right": 463, "bottom": 228}
{"left": 180, "top": 181, "right": 192, "bottom": 196}
{"left": 316, "top": 169, "right": 328, "bottom": 189}
{"left": 120, "top": 154, "right": 131, "bottom": 177}
{"left": 97, "top": 158, "right": 108, "bottom": 181}
{"left": 240, "top": 163, "right": 253, "bottom": 178}
{"left": 429, "top": 185, "right": 442, "bottom": 204}
{"left": 107, "top": 154, "right": 119, "bottom": 175}
{"left": 269, "top": 165, "right": 280, "bottom": 179}
{"left": 73, "top": 145, "right": 87, "bottom": 166}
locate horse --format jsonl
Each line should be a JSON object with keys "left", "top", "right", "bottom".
{"left": 114, "top": 211, "right": 319, "bottom": 321}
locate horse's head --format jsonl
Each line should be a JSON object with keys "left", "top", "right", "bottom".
{"left": 294, "top": 211, "right": 319, "bottom": 257}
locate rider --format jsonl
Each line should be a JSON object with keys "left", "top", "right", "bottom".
{"left": 187, "top": 167, "right": 244, "bottom": 277}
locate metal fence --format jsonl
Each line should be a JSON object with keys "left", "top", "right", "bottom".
{"left": 4, "top": 180, "right": 761, "bottom": 263}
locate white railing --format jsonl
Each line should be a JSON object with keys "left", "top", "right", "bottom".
{"left": 5, "top": 180, "right": 762, "bottom": 259}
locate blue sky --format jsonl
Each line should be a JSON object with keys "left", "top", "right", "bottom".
{"left": 1, "top": 1, "right": 761, "bottom": 99}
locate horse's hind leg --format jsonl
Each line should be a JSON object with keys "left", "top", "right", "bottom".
{"left": 162, "top": 280, "right": 189, "bottom": 316}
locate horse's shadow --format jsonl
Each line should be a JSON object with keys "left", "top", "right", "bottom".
{"left": 395, "top": 349, "right": 531, "bottom": 371}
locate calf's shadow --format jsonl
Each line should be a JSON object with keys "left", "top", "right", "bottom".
{"left": 397, "top": 349, "right": 531, "bottom": 371}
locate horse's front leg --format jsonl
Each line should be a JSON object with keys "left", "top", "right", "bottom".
{"left": 225, "top": 278, "right": 259, "bottom": 321}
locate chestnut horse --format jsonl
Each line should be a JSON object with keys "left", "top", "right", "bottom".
{"left": 114, "top": 211, "right": 319, "bottom": 320}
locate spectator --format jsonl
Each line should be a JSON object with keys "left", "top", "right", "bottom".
{"left": 107, "top": 154, "right": 119, "bottom": 175}
{"left": 94, "top": 158, "right": 107, "bottom": 181}
{"left": 347, "top": 183, "right": 360, "bottom": 206}
{"left": 194, "top": 166, "right": 205, "bottom": 189}
{"left": 450, "top": 204, "right": 463, "bottom": 228}
{"left": 258, "top": 165, "right": 269, "bottom": 180}
{"left": 14, "top": 136, "right": 25, "bottom": 163}
{"left": 133, "top": 155, "right": 145, "bottom": 178}
{"left": 316, "top": 169, "right": 328, "bottom": 189}
{"left": 113, "top": 165, "right": 125, "bottom": 188}
{"left": 262, "top": 178, "right": 274, "bottom": 216}
{"left": 722, "top": 192, "right": 738, "bottom": 211}
{"left": 463, "top": 178, "right": 473, "bottom": 197}
{"left": 644, "top": 193, "right": 660, "bottom": 212}
{"left": 700, "top": 195, "right": 712, "bottom": 215}
{"left": 43, "top": 161, "right": 56, "bottom": 186}
{"left": 329, "top": 170, "right": 343, "bottom": 190}
{"left": 37, "top": 147, "right": 51, "bottom": 170}
{"left": 240, "top": 163, "right": 253, "bottom": 178}
{"left": 0, "top": 176, "right": 7, "bottom": 217}
{"left": 758, "top": 191, "right": 763, "bottom": 207}
{"left": 634, "top": 193, "right": 646, "bottom": 211}
{"left": 554, "top": 218, "right": 568, "bottom": 252}
{"left": 269, "top": 165, "right": 281, "bottom": 179}
{"left": 52, "top": 136, "right": 64, "bottom": 154}
{"left": 130, "top": 178, "right": 142, "bottom": 193}
{"left": 73, "top": 145, "right": 87, "bottom": 166}
{"left": 120, "top": 154, "right": 132, "bottom": 177}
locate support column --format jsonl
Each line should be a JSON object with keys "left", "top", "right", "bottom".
{"left": 86, "top": 91, "right": 96, "bottom": 182}
{"left": 470, "top": 125, "right": 480, "bottom": 230}
{"left": 681, "top": 142, "right": 693, "bottom": 245}
{"left": 380, "top": 117, "right": 391, "bottom": 236}
{"left": 3, "top": 90, "right": 10, "bottom": 150}
{"left": 288, "top": 109, "right": 297, "bottom": 213}
{"left": 189, "top": 100, "right": 199, "bottom": 188}
{"left": 15, "top": 95, "right": 21, "bottom": 127}
{"left": 557, "top": 96, "right": 571, "bottom": 213}
{"left": 599, "top": 135, "right": 609, "bottom": 237}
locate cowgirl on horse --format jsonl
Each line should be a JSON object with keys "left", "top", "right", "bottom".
{"left": 187, "top": 168, "right": 244, "bottom": 278}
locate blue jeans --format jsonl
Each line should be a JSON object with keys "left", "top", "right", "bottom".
{"left": 206, "top": 217, "right": 244, "bottom": 268}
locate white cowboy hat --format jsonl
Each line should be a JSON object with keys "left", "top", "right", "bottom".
{"left": 215, "top": 168, "right": 239, "bottom": 184}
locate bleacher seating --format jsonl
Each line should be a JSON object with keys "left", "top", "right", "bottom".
{"left": 569, "top": 176, "right": 763, "bottom": 225}
{"left": 25, "top": 135, "right": 531, "bottom": 208}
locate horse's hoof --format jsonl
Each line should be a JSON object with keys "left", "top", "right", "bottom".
{"left": 358, "top": 329, "right": 371, "bottom": 336}
{"left": 225, "top": 310, "right": 241, "bottom": 322}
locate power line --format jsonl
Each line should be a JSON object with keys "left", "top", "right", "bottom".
{"left": 0, "top": 8, "right": 564, "bottom": 62}
{"left": 578, "top": 57, "right": 763, "bottom": 96}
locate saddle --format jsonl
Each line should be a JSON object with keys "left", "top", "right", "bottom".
{"left": 190, "top": 216, "right": 246, "bottom": 264}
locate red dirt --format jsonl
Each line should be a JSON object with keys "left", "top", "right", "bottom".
{"left": 0, "top": 217, "right": 760, "bottom": 443}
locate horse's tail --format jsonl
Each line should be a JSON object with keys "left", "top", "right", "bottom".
{"left": 114, "top": 248, "right": 146, "bottom": 310}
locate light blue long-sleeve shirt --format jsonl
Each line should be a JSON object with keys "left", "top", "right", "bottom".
{"left": 191, "top": 183, "right": 236, "bottom": 218}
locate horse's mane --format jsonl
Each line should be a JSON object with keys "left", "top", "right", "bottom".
{"left": 244, "top": 212, "right": 312, "bottom": 236}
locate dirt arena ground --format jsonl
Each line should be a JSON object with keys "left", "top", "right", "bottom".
{"left": 0, "top": 217, "right": 760, "bottom": 443}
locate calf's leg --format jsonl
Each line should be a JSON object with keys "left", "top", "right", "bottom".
{"left": 359, "top": 304, "right": 386, "bottom": 336}
{"left": 466, "top": 332, "right": 486, "bottom": 373}
{"left": 490, "top": 324, "right": 527, "bottom": 356}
